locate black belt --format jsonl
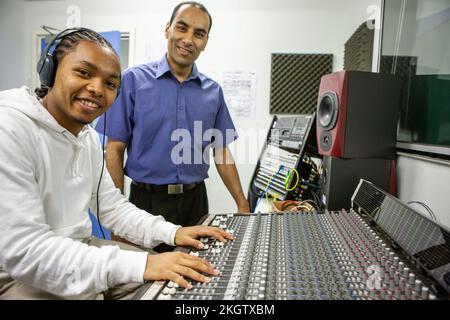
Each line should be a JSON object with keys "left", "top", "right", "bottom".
{"left": 132, "top": 181, "right": 202, "bottom": 194}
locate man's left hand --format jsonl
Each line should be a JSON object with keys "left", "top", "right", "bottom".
{"left": 174, "top": 226, "right": 234, "bottom": 249}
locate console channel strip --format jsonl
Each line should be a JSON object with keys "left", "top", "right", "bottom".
{"left": 136, "top": 212, "right": 444, "bottom": 300}
{"left": 135, "top": 180, "right": 450, "bottom": 300}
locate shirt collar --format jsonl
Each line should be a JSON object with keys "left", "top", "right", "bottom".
{"left": 156, "top": 54, "right": 203, "bottom": 85}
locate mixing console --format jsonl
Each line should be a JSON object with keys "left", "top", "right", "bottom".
{"left": 135, "top": 180, "right": 450, "bottom": 300}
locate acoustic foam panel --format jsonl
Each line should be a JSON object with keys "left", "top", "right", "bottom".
{"left": 343, "top": 20, "right": 375, "bottom": 72}
{"left": 270, "top": 53, "right": 333, "bottom": 115}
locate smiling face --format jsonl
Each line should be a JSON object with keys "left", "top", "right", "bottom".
{"left": 44, "top": 40, "right": 121, "bottom": 135}
{"left": 165, "top": 4, "right": 210, "bottom": 77}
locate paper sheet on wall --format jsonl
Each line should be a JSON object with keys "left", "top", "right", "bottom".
{"left": 222, "top": 71, "right": 256, "bottom": 118}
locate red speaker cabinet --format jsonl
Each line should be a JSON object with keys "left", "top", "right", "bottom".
{"left": 316, "top": 70, "right": 401, "bottom": 159}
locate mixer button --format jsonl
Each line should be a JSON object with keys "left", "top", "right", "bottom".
{"left": 401, "top": 266, "right": 409, "bottom": 276}
{"left": 414, "top": 279, "right": 422, "bottom": 291}
{"left": 421, "top": 287, "right": 429, "bottom": 300}
{"left": 408, "top": 273, "right": 416, "bottom": 285}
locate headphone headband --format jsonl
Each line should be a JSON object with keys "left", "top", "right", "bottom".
{"left": 36, "top": 27, "right": 97, "bottom": 87}
{"left": 36, "top": 27, "right": 121, "bottom": 98}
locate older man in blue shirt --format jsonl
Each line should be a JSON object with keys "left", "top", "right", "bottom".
{"left": 96, "top": 1, "right": 249, "bottom": 249}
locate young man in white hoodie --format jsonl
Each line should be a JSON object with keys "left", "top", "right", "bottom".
{"left": 0, "top": 28, "right": 232, "bottom": 299}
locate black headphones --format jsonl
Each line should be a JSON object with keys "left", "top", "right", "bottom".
{"left": 37, "top": 27, "right": 91, "bottom": 87}
{"left": 36, "top": 27, "right": 121, "bottom": 97}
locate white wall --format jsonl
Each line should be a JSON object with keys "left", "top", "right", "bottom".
{"left": 4, "top": 0, "right": 449, "bottom": 231}
{"left": 0, "top": 0, "right": 27, "bottom": 90}
{"left": 397, "top": 154, "right": 450, "bottom": 229}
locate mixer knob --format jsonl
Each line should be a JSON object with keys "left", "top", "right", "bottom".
{"left": 394, "top": 288, "right": 401, "bottom": 300}
{"left": 166, "top": 281, "right": 179, "bottom": 290}
{"left": 388, "top": 281, "right": 395, "bottom": 292}
{"left": 169, "top": 287, "right": 176, "bottom": 294}
{"left": 414, "top": 279, "right": 422, "bottom": 291}
{"left": 383, "top": 273, "right": 390, "bottom": 284}
{"left": 190, "top": 251, "right": 199, "bottom": 256}
{"left": 398, "top": 261, "right": 404, "bottom": 272}
{"left": 376, "top": 251, "right": 382, "bottom": 261}
{"left": 393, "top": 257, "right": 399, "bottom": 267}
{"left": 384, "top": 259, "right": 392, "bottom": 269}
{"left": 389, "top": 266, "right": 396, "bottom": 277}
{"left": 408, "top": 273, "right": 416, "bottom": 285}
{"left": 399, "top": 279, "right": 406, "bottom": 290}
{"left": 421, "top": 287, "right": 429, "bottom": 300}
{"left": 404, "top": 285, "right": 412, "bottom": 299}
{"left": 159, "top": 293, "right": 172, "bottom": 300}
{"left": 162, "top": 287, "right": 176, "bottom": 295}
{"left": 403, "top": 267, "right": 410, "bottom": 278}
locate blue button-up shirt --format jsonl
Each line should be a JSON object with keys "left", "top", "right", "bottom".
{"left": 95, "top": 55, "right": 237, "bottom": 185}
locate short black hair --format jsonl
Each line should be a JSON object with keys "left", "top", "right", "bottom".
{"left": 169, "top": 1, "right": 212, "bottom": 34}
{"left": 35, "top": 29, "right": 118, "bottom": 99}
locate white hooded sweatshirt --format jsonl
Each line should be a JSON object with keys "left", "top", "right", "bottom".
{"left": 0, "top": 87, "right": 180, "bottom": 297}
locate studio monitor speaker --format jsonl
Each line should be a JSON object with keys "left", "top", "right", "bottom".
{"left": 319, "top": 156, "right": 396, "bottom": 210}
{"left": 316, "top": 70, "right": 401, "bottom": 159}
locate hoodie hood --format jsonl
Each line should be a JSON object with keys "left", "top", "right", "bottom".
{"left": 0, "top": 86, "right": 92, "bottom": 177}
{"left": 0, "top": 86, "right": 68, "bottom": 134}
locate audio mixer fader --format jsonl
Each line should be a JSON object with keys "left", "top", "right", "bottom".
{"left": 135, "top": 180, "right": 450, "bottom": 300}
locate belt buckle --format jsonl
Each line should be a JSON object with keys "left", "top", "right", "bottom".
{"left": 168, "top": 184, "right": 183, "bottom": 194}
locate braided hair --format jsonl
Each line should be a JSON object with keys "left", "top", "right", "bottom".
{"left": 35, "top": 29, "right": 118, "bottom": 99}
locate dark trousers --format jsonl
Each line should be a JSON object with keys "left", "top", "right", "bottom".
{"left": 129, "top": 181, "right": 209, "bottom": 252}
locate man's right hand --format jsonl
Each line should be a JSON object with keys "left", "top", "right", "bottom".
{"left": 143, "top": 252, "right": 219, "bottom": 289}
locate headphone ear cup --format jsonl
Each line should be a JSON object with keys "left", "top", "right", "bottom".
{"left": 38, "top": 53, "right": 57, "bottom": 87}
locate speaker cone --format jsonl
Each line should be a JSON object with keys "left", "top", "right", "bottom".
{"left": 317, "top": 91, "right": 338, "bottom": 130}
{"left": 319, "top": 131, "right": 332, "bottom": 151}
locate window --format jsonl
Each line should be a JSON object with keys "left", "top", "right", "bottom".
{"left": 380, "top": 0, "right": 450, "bottom": 157}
